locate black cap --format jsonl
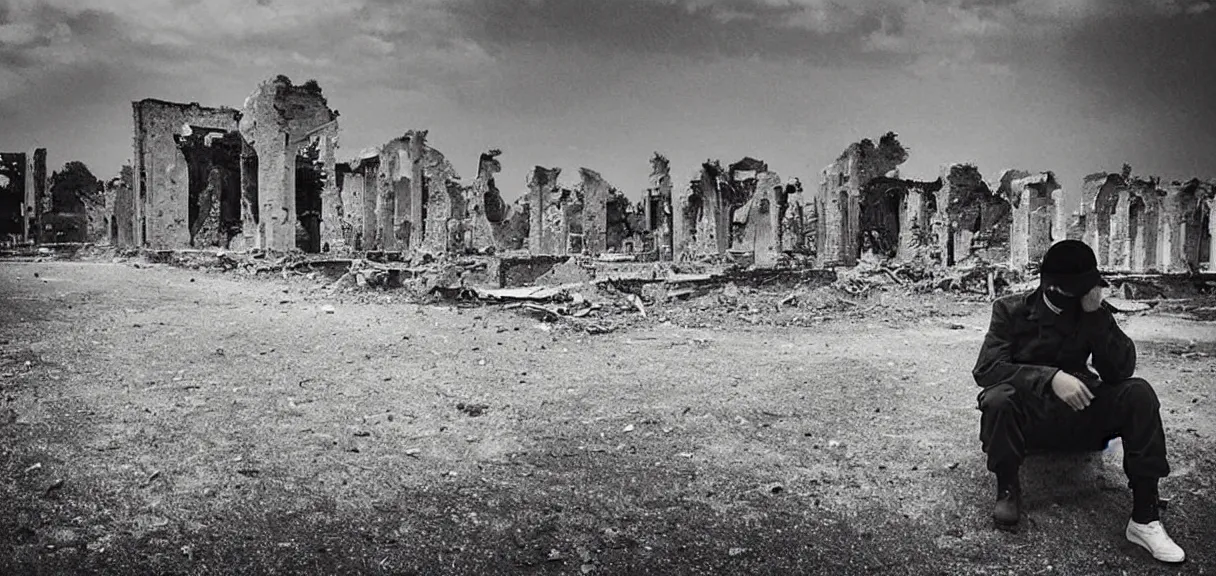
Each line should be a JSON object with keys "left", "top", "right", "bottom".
{"left": 1040, "top": 239, "right": 1109, "bottom": 294}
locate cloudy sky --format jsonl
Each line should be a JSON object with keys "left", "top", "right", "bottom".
{"left": 0, "top": 0, "right": 1213, "bottom": 201}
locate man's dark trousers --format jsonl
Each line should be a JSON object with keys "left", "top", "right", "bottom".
{"left": 978, "top": 378, "right": 1170, "bottom": 480}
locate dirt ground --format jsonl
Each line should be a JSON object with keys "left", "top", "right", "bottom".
{"left": 2, "top": 260, "right": 1214, "bottom": 575}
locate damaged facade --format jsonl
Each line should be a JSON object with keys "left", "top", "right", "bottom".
{"left": 130, "top": 77, "right": 339, "bottom": 252}
{"left": 1074, "top": 170, "right": 1215, "bottom": 273}
{"left": 114, "top": 82, "right": 1213, "bottom": 273}
{"left": 132, "top": 100, "right": 242, "bottom": 249}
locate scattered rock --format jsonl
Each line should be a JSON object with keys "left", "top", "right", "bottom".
{"left": 457, "top": 402, "right": 487, "bottom": 417}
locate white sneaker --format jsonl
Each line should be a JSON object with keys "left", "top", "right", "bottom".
{"left": 1126, "top": 519, "right": 1186, "bottom": 563}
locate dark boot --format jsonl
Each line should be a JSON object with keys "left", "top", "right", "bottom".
{"left": 993, "top": 468, "right": 1021, "bottom": 530}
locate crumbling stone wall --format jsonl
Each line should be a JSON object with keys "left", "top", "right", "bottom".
{"left": 468, "top": 149, "right": 503, "bottom": 250}
{"left": 377, "top": 136, "right": 411, "bottom": 251}
{"left": 527, "top": 167, "right": 569, "bottom": 254}
{"left": 1164, "top": 179, "right": 1215, "bottom": 273}
{"left": 646, "top": 153, "right": 673, "bottom": 260}
{"left": 1082, "top": 173, "right": 1124, "bottom": 269}
{"left": 133, "top": 99, "right": 240, "bottom": 249}
{"left": 938, "top": 164, "right": 1009, "bottom": 265}
{"left": 1125, "top": 178, "right": 1164, "bottom": 272}
{"left": 238, "top": 76, "right": 338, "bottom": 252}
{"left": 745, "top": 171, "right": 786, "bottom": 266}
{"left": 673, "top": 164, "right": 716, "bottom": 261}
{"left": 421, "top": 145, "right": 461, "bottom": 254}
{"left": 579, "top": 168, "right": 611, "bottom": 255}
{"left": 856, "top": 177, "right": 942, "bottom": 264}
{"left": 604, "top": 190, "right": 644, "bottom": 254}
{"left": 814, "top": 132, "right": 908, "bottom": 267}
{"left": 107, "top": 166, "right": 135, "bottom": 247}
{"left": 780, "top": 178, "right": 809, "bottom": 257}
{"left": 997, "top": 169, "right": 1060, "bottom": 271}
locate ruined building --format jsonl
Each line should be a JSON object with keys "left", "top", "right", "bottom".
{"left": 131, "top": 77, "right": 338, "bottom": 252}
{"left": 0, "top": 148, "right": 46, "bottom": 244}
{"left": 118, "top": 80, "right": 1213, "bottom": 272}
{"left": 1074, "top": 170, "right": 1215, "bottom": 274}
{"left": 813, "top": 132, "right": 910, "bottom": 267}
{"left": 239, "top": 76, "right": 339, "bottom": 252}
{"left": 132, "top": 100, "right": 242, "bottom": 249}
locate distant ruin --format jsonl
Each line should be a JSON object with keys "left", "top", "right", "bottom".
{"left": 9, "top": 76, "right": 1208, "bottom": 274}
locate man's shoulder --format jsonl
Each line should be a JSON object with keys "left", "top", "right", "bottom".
{"left": 992, "top": 290, "right": 1034, "bottom": 314}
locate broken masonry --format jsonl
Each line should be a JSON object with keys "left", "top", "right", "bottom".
{"left": 119, "top": 83, "right": 1215, "bottom": 273}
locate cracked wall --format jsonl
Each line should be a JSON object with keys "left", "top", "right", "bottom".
{"left": 132, "top": 100, "right": 240, "bottom": 249}
{"left": 814, "top": 132, "right": 909, "bottom": 267}
{"left": 238, "top": 76, "right": 338, "bottom": 252}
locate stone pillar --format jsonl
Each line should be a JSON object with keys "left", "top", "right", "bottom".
{"left": 375, "top": 167, "right": 395, "bottom": 251}
{"left": 1111, "top": 188, "right": 1131, "bottom": 270}
{"left": 422, "top": 150, "right": 457, "bottom": 254}
{"left": 672, "top": 177, "right": 695, "bottom": 261}
{"left": 469, "top": 150, "right": 502, "bottom": 251}
{"left": 693, "top": 166, "right": 723, "bottom": 257}
{"left": 527, "top": 167, "right": 561, "bottom": 254}
{"left": 901, "top": 189, "right": 923, "bottom": 262}
{"left": 360, "top": 169, "right": 377, "bottom": 250}
{"left": 255, "top": 140, "right": 294, "bottom": 251}
{"left": 1207, "top": 196, "right": 1216, "bottom": 271}
{"left": 318, "top": 134, "right": 344, "bottom": 253}
{"left": 1009, "top": 181, "right": 1030, "bottom": 270}
{"left": 406, "top": 131, "right": 427, "bottom": 252}
{"left": 391, "top": 148, "right": 411, "bottom": 251}
{"left": 750, "top": 171, "right": 782, "bottom": 267}
{"left": 239, "top": 139, "right": 260, "bottom": 250}
{"left": 580, "top": 168, "right": 608, "bottom": 256}
{"left": 1157, "top": 207, "right": 1172, "bottom": 273}
{"left": 648, "top": 153, "right": 673, "bottom": 261}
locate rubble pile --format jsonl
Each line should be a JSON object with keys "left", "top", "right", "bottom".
{"left": 833, "top": 259, "right": 1026, "bottom": 299}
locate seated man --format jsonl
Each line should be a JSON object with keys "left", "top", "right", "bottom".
{"left": 972, "top": 240, "right": 1184, "bottom": 563}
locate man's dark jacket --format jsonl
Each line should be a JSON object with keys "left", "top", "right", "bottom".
{"left": 972, "top": 289, "right": 1137, "bottom": 404}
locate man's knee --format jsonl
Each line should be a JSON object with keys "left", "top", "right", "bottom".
{"left": 979, "top": 383, "right": 1019, "bottom": 412}
{"left": 1119, "top": 377, "right": 1160, "bottom": 410}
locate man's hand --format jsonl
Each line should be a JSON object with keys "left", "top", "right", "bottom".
{"left": 1081, "top": 285, "right": 1105, "bottom": 313}
{"left": 1051, "top": 371, "right": 1094, "bottom": 410}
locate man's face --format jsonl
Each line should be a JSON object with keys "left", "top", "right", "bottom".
{"left": 1048, "top": 284, "right": 1105, "bottom": 312}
